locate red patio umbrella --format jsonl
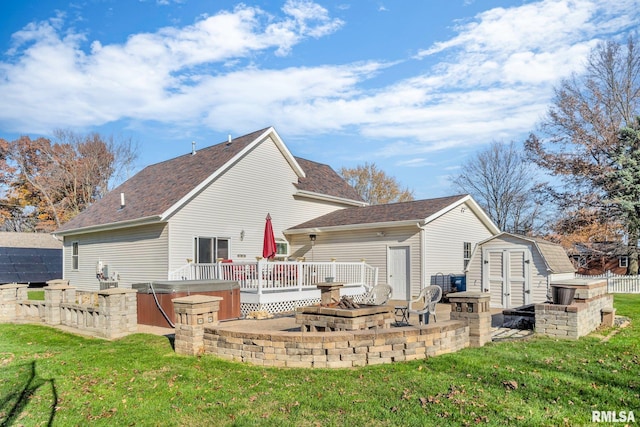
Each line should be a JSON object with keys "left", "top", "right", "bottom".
{"left": 262, "top": 213, "right": 277, "bottom": 260}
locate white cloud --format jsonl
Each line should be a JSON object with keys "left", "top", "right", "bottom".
{"left": 0, "top": 0, "right": 637, "bottom": 165}
{"left": 0, "top": 1, "right": 345, "bottom": 133}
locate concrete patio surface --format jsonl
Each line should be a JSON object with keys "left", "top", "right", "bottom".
{"left": 136, "top": 302, "right": 513, "bottom": 338}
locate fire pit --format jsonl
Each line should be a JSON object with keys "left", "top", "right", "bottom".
{"left": 296, "top": 303, "right": 393, "bottom": 332}
{"left": 296, "top": 284, "right": 394, "bottom": 332}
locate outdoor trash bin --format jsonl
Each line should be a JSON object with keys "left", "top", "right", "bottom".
{"left": 551, "top": 285, "right": 576, "bottom": 305}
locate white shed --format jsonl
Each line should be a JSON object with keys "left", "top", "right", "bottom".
{"left": 465, "top": 232, "right": 575, "bottom": 308}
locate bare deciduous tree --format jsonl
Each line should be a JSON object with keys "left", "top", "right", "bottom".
{"left": 0, "top": 131, "right": 138, "bottom": 232}
{"left": 339, "top": 162, "right": 414, "bottom": 205}
{"left": 453, "top": 141, "right": 542, "bottom": 234}
{"left": 525, "top": 35, "right": 640, "bottom": 255}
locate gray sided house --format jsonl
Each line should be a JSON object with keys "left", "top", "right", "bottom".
{"left": 0, "top": 232, "right": 62, "bottom": 285}
{"left": 54, "top": 127, "right": 366, "bottom": 290}
{"left": 465, "top": 232, "right": 576, "bottom": 308}
{"left": 285, "top": 195, "right": 500, "bottom": 300}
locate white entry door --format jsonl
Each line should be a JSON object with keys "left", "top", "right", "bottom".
{"left": 388, "top": 246, "right": 410, "bottom": 300}
{"left": 483, "top": 249, "right": 531, "bottom": 308}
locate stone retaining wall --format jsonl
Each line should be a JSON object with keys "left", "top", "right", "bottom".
{"left": 173, "top": 292, "right": 493, "bottom": 368}
{"left": 204, "top": 321, "right": 469, "bottom": 368}
{"left": 0, "top": 282, "right": 137, "bottom": 339}
{"left": 535, "top": 279, "right": 614, "bottom": 339}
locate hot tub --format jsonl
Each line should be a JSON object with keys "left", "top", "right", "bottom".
{"left": 133, "top": 280, "right": 240, "bottom": 328}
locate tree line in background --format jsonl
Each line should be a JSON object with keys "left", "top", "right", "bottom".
{"left": 0, "top": 131, "right": 137, "bottom": 232}
{"left": 456, "top": 36, "right": 640, "bottom": 274}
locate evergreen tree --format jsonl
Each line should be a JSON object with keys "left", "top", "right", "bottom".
{"left": 608, "top": 119, "right": 640, "bottom": 274}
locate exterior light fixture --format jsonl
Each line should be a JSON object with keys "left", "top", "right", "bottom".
{"left": 309, "top": 234, "right": 317, "bottom": 242}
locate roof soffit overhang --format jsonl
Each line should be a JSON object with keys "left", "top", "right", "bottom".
{"left": 53, "top": 215, "right": 163, "bottom": 237}
{"left": 284, "top": 219, "right": 424, "bottom": 235}
{"left": 294, "top": 190, "right": 368, "bottom": 207}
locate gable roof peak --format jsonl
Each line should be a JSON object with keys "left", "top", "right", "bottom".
{"left": 55, "top": 126, "right": 363, "bottom": 235}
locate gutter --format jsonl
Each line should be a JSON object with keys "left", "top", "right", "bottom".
{"left": 294, "top": 190, "right": 368, "bottom": 207}
{"left": 285, "top": 220, "right": 425, "bottom": 235}
{"left": 54, "top": 215, "right": 163, "bottom": 237}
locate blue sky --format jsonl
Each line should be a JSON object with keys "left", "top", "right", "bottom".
{"left": 1, "top": 1, "right": 638, "bottom": 199}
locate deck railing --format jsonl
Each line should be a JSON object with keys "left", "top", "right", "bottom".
{"left": 576, "top": 271, "right": 640, "bottom": 293}
{"left": 168, "top": 260, "right": 378, "bottom": 293}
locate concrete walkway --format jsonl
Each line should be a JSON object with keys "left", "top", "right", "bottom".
{"left": 491, "top": 327, "right": 534, "bottom": 341}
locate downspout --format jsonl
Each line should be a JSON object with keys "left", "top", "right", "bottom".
{"left": 417, "top": 222, "right": 426, "bottom": 299}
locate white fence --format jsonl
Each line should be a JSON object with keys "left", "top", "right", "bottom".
{"left": 168, "top": 260, "right": 379, "bottom": 294}
{"left": 576, "top": 271, "right": 640, "bottom": 293}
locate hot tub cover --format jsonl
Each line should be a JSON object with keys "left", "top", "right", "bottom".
{"left": 132, "top": 280, "right": 239, "bottom": 294}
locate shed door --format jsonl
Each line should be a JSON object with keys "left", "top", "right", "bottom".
{"left": 508, "top": 249, "right": 530, "bottom": 307}
{"left": 483, "top": 248, "right": 531, "bottom": 308}
{"left": 485, "top": 250, "right": 506, "bottom": 308}
{"left": 388, "top": 246, "right": 410, "bottom": 300}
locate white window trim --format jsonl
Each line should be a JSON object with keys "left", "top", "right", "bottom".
{"left": 463, "top": 242, "right": 472, "bottom": 269}
{"left": 194, "top": 236, "right": 231, "bottom": 263}
{"left": 72, "top": 241, "right": 79, "bottom": 271}
{"left": 275, "top": 238, "right": 289, "bottom": 259}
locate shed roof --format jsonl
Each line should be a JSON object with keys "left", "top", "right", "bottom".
{"left": 534, "top": 238, "right": 576, "bottom": 273}
{"left": 0, "top": 232, "right": 62, "bottom": 249}
{"left": 480, "top": 232, "right": 575, "bottom": 274}
{"left": 56, "top": 127, "right": 363, "bottom": 235}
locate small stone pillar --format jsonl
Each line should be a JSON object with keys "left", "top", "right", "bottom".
{"left": 317, "top": 282, "right": 344, "bottom": 306}
{"left": 0, "top": 283, "right": 28, "bottom": 322}
{"left": 601, "top": 307, "right": 616, "bottom": 328}
{"left": 97, "top": 288, "right": 138, "bottom": 339}
{"left": 44, "top": 283, "right": 76, "bottom": 325}
{"left": 448, "top": 292, "right": 492, "bottom": 347}
{"left": 173, "top": 295, "right": 222, "bottom": 356}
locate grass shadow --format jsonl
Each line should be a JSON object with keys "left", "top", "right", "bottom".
{"left": 164, "top": 333, "right": 176, "bottom": 350}
{"left": 0, "top": 360, "right": 57, "bottom": 427}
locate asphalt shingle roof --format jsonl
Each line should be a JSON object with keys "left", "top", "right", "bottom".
{"left": 57, "top": 128, "right": 363, "bottom": 233}
{"left": 534, "top": 239, "right": 576, "bottom": 274}
{"left": 288, "top": 195, "right": 468, "bottom": 229}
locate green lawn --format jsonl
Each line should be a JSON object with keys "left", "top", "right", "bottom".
{"left": 27, "top": 290, "right": 45, "bottom": 301}
{"left": 1, "top": 295, "right": 638, "bottom": 426}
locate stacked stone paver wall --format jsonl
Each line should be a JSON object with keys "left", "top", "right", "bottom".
{"left": 174, "top": 293, "right": 496, "bottom": 368}
{"left": 173, "top": 295, "right": 222, "bottom": 356}
{"left": 0, "top": 283, "right": 28, "bottom": 321}
{"left": 535, "top": 280, "right": 614, "bottom": 339}
{"left": 0, "top": 282, "right": 138, "bottom": 339}
{"left": 448, "top": 292, "right": 492, "bottom": 347}
{"left": 202, "top": 321, "right": 469, "bottom": 368}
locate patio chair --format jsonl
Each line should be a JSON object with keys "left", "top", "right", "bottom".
{"left": 362, "top": 284, "right": 393, "bottom": 305}
{"left": 407, "top": 285, "right": 442, "bottom": 325}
